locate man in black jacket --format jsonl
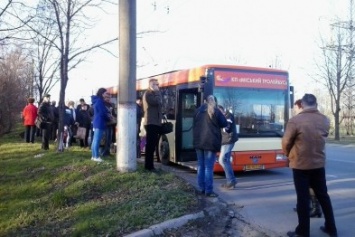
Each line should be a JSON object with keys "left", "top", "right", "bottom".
{"left": 76, "top": 98, "right": 91, "bottom": 148}
{"left": 142, "top": 78, "right": 162, "bottom": 171}
{"left": 38, "top": 94, "right": 54, "bottom": 150}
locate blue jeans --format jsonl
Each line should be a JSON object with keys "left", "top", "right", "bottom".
{"left": 91, "top": 128, "right": 104, "bottom": 158}
{"left": 64, "top": 125, "right": 72, "bottom": 148}
{"left": 196, "top": 149, "right": 216, "bottom": 194}
{"left": 218, "top": 143, "right": 236, "bottom": 184}
{"left": 293, "top": 168, "right": 337, "bottom": 237}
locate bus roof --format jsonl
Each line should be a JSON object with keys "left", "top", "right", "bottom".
{"left": 106, "top": 64, "right": 288, "bottom": 94}
{"left": 138, "top": 64, "right": 288, "bottom": 78}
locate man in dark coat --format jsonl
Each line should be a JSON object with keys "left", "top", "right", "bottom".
{"left": 38, "top": 94, "right": 54, "bottom": 150}
{"left": 100, "top": 95, "right": 116, "bottom": 157}
{"left": 76, "top": 98, "right": 91, "bottom": 148}
{"left": 142, "top": 78, "right": 162, "bottom": 171}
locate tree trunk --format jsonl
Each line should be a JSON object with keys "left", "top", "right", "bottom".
{"left": 57, "top": 56, "right": 68, "bottom": 152}
{"left": 334, "top": 110, "right": 340, "bottom": 140}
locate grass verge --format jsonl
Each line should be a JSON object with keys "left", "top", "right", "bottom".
{"left": 0, "top": 126, "right": 202, "bottom": 237}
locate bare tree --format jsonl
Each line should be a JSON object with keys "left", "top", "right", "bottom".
{"left": 24, "top": 4, "right": 61, "bottom": 104}
{"left": 0, "top": 0, "right": 34, "bottom": 43}
{"left": 0, "top": 0, "right": 17, "bottom": 42}
{"left": 1, "top": 0, "right": 118, "bottom": 146}
{"left": 314, "top": 0, "right": 355, "bottom": 140}
{"left": 32, "top": 34, "right": 61, "bottom": 104}
{"left": 0, "top": 47, "right": 32, "bottom": 135}
{"left": 342, "top": 88, "right": 355, "bottom": 135}
{"left": 27, "top": 0, "right": 117, "bottom": 151}
{"left": 341, "top": 0, "right": 355, "bottom": 136}
{"left": 315, "top": 23, "right": 353, "bottom": 140}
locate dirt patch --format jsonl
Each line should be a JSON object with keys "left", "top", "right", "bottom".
{"left": 159, "top": 196, "right": 272, "bottom": 237}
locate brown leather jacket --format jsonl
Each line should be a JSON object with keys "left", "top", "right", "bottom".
{"left": 282, "top": 108, "right": 330, "bottom": 170}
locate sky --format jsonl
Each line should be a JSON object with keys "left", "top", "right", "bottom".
{"left": 53, "top": 0, "right": 349, "bottom": 103}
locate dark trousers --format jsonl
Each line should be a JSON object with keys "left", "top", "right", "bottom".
{"left": 144, "top": 124, "right": 160, "bottom": 170}
{"left": 41, "top": 124, "right": 52, "bottom": 150}
{"left": 137, "top": 124, "right": 141, "bottom": 158}
{"left": 70, "top": 125, "right": 77, "bottom": 144}
{"left": 79, "top": 125, "right": 91, "bottom": 148}
{"left": 89, "top": 124, "right": 94, "bottom": 147}
{"left": 24, "top": 125, "right": 36, "bottom": 143}
{"left": 293, "top": 168, "right": 337, "bottom": 237}
{"left": 51, "top": 122, "right": 58, "bottom": 140}
{"left": 100, "top": 126, "right": 113, "bottom": 156}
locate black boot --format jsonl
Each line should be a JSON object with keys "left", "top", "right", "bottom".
{"left": 309, "top": 196, "right": 322, "bottom": 218}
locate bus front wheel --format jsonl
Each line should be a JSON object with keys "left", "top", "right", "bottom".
{"left": 158, "top": 135, "right": 170, "bottom": 165}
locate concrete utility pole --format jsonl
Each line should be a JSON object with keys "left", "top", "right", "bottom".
{"left": 117, "top": 0, "right": 137, "bottom": 172}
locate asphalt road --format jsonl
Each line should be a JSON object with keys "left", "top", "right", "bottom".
{"left": 169, "top": 143, "right": 355, "bottom": 237}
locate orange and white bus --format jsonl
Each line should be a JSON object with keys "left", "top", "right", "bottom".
{"left": 108, "top": 64, "right": 293, "bottom": 172}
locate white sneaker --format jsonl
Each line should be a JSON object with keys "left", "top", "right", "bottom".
{"left": 92, "top": 157, "right": 103, "bottom": 162}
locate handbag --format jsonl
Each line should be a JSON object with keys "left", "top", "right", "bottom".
{"left": 35, "top": 116, "right": 46, "bottom": 129}
{"left": 160, "top": 118, "right": 173, "bottom": 135}
{"left": 107, "top": 116, "right": 117, "bottom": 126}
{"left": 75, "top": 127, "right": 86, "bottom": 140}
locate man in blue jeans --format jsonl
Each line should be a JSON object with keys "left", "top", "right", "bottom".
{"left": 193, "top": 95, "right": 228, "bottom": 197}
{"left": 217, "top": 105, "right": 238, "bottom": 189}
{"left": 282, "top": 93, "right": 337, "bottom": 237}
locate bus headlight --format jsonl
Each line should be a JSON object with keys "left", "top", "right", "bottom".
{"left": 276, "top": 154, "right": 287, "bottom": 161}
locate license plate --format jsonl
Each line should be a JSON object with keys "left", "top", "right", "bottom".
{"left": 244, "top": 164, "right": 264, "bottom": 171}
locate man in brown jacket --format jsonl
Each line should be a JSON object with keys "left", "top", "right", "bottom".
{"left": 142, "top": 78, "right": 162, "bottom": 171}
{"left": 282, "top": 93, "right": 337, "bottom": 237}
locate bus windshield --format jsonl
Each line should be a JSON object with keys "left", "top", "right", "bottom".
{"left": 214, "top": 87, "right": 287, "bottom": 137}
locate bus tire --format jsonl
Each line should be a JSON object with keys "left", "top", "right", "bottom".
{"left": 158, "top": 135, "right": 170, "bottom": 165}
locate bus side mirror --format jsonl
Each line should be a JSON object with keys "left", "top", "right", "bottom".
{"left": 290, "top": 86, "right": 294, "bottom": 108}
{"left": 199, "top": 76, "right": 207, "bottom": 92}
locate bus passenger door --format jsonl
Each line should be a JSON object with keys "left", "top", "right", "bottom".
{"left": 176, "top": 88, "right": 201, "bottom": 163}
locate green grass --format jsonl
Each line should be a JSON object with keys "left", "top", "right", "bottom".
{"left": 0, "top": 126, "right": 202, "bottom": 237}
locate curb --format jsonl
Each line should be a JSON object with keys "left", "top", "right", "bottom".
{"left": 326, "top": 143, "right": 355, "bottom": 148}
{"left": 124, "top": 205, "right": 223, "bottom": 237}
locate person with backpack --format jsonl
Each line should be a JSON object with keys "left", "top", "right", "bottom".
{"left": 217, "top": 105, "right": 238, "bottom": 190}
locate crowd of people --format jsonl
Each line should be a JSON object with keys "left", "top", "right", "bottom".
{"left": 22, "top": 85, "right": 338, "bottom": 237}
{"left": 190, "top": 93, "right": 337, "bottom": 237}
{"left": 21, "top": 91, "right": 117, "bottom": 161}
